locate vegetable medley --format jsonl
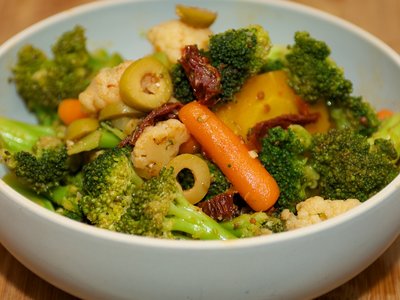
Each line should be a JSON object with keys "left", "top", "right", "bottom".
{"left": 1, "top": 5, "right": 399, "bottom": 240}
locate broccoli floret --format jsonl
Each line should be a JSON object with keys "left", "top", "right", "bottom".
{"left": 170, "top": 63, "right": 195, "bottom": 104}
{"left": 311, "top": 129, "right": 399, "bottom": 201}
{"left": 285, "top": 31, "right": 353, "bottom": 104}
{"left": 369, "top": 112, "right": 400, "bottom": 162}
{"left": 259, "top": 125, "right": 319, "bottom": 212}
{"left": 81, "top": 146, "right": 143, "bottom": 230}
{"left": 0, "top": 116, "right": 104, "bottom": 219}
{"left": 12, "top": 25, "right": 123, "bottom": 124}
{"left": 279, "top": 31, "right": 380, "bottom": 136}
{"left": 204, "top": 159, "right": 232, "bottom": 199}
{"left": 0, "top": 117, "right": 79, "bottom": 194}
{"left": 259, "top": 120, "right": 399, "bottom": 210}
{"left": 209, "top": 25, "right": 271, "bottom": 103}
{"left": 171, "top": 25, "right": 271, "bottom": 104}
{"left": 220, "top": 212, "right": 285, "bottom": 238}
{"left": 329, "top": 96, "right": 380, "bottom": 136}
{"left": 116, "top": 167, "right": 236, "bottom": 240}
{"left": 3, "top": 138, "right": 71, "bottom": 194}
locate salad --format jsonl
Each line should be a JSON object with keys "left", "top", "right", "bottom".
{"left": 1, "top": 4, "right": 399, "bottom": 240}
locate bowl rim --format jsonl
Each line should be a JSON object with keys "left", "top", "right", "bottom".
{"left": 1, "top": 0, "right": 400, "bottom": 250}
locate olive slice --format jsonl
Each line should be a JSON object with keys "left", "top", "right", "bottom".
{"left": 175, "top": 4, "right": 217, "bottom": 28}
{"left": 98, "top": 102, "right": 145, "bottom": 121}
{"left": 119, "top": 56, "right": 172, "bottom": 112}
{"left": 66, "top": 118, "right": 99, "bottom": 141}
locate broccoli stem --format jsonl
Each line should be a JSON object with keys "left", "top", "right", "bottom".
{"left": 48, "top": 185, "right": 81, "bottom": 213}
{"left": 0, "top": 117, "right": 55, "bottom": 152}
{"left": 168, "top": 195, "right": 237, "bottom": 240}
{"left": 2, "top": 173, "right": 55, "bottom": 211}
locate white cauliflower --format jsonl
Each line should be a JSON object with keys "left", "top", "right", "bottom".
{"left": 132, "top": 119, "right": 190, "bottom": 179}
{"left": 281, "top": 196, "right": 361, "bottom": 230}
{"left": 79, "top": 60, "right": 132, "bottom": 114}
{"left": 147, "top": 20, "right": 212, "bottom": 63}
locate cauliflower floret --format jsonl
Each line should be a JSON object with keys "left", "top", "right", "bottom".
{"left": 79, "top": 60, "right": 132, "bottom": 114}
{"left": 132, "top": 119, "right": 190, "bottom": 179}
{"left": 281, "top": 196, "right": 361, "bottom": 230}
{"left": 147, "top": 20, "right": 212, "bottom": 63}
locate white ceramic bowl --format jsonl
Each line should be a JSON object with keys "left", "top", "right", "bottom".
{"left": 0, "top": 1, "right": 399, "bottom": 299}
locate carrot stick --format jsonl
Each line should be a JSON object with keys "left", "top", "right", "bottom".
{"left": 57, "top": 99, "right": 88, "bottom": 125}
{"left": 178, "top": 101, "right": 280, "bottom": 211}
{"left": 377, "top": 109, "right": 394, "bottom": 120}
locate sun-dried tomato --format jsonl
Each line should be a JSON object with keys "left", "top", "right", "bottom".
{"left": 180, "top": 45, "right": 221, "bottom": 106}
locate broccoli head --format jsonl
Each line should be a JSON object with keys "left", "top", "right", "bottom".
{"left": 279, "top": 31, "right": 380, "bottom": 136}
{"left": 170, "top": 63, "right": 196, "bottom": 104}
{"left": 81, "top": 146, "right": 143, "bottom": 230}
{"left": 0, "top": 116, "right": 80, "bottom": 194}
{"left": 258, "top": 125, "right": 319, "bottom": 212}
{"left": 116, "top": 167, "right": 236, "bottom": 240}
{"left": 369, "top": 112, "right": 400, "bottom": 162}
{"left": 3, "top": 138, "right": 71, "bottom": 194}
{"left": 171, "top": 25, "right": 271, "bottom": 104}
{"left": 329, "top": 96, "right": 380, "bottom": 136}
{"left": 12, "top": 25, "right": 123, "bottom": 124}
{"left": 311, "top": 129, "right": 399, "bottom": 201}
{"left": 285, "top": 31, "right": 353, "bottom": 104}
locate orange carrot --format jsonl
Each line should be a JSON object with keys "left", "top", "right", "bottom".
{"left": 57, "top": 99, "right": 88, "bottom": 125}
{"left": 377, "top": 109, "right": 394, "bottom": 120}
{"left": 179, "top": 101, "right": 280, "bottom": 211}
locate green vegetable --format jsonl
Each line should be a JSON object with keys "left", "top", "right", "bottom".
{"left": 220, "top": 212, "right": 285, "bottom": 238}
{"left": 81, "top": 146, "right": 143, "bottom": 230}
{"left": 171, "top": 25, "right": 271, "bottom": 104}
{"left": 259, "top": 120, "right": 400, "bottom": 211}
{"left": 0, "top": 117, "right": 84, "bottom": 218}
{"left": 285, "top": 31, "right": 353, "bottom": 104}
{"left": 369, "top": 112, "right": 400, "bottom": 162}
{"left": 258, "top": 125, "right": 319, "bottom": 212}
{"left": 266, "top": 31, "right": 380, "bottom": 136}
{"left": 12, "top": 26, "right": 123, "bottom": 124}
{"left": 0, "top": 131, "right": 75, "bottom": 195}
{"left": 311, "top": 128, "right": 399, "bottom": 201}
{"left": 2, "top": 172, "right": 55, "bottom": 211}
{"left": 0, "top": 117, "right": 56, "bottom": 153}
{"left": 116, "top": 167, "right": 236, "bottom": 240}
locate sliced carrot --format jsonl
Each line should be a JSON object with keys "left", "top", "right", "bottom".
{"left": 377, "top": 109, "right": 394, "bottom": 120}
{"left": 179, "top": 101, "right": 280, "bottom": 211}
{"left": 57, "top": 99, "right": 88, "bottom": 125}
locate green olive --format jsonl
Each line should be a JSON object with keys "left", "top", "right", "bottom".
{"left": 175, "top": 4, "right": 217, "bottom": 28}
{"left": 119, "top": 56, "right": 172, "bottom": 112}
{"left": 66, "top": 118, "right": 99, "bottom": 141}
{"left": 67, "top": 130, "right": 101, "bottom": 155}
{"left": 98, "top": 102, "right": 145, "bottom": 121}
